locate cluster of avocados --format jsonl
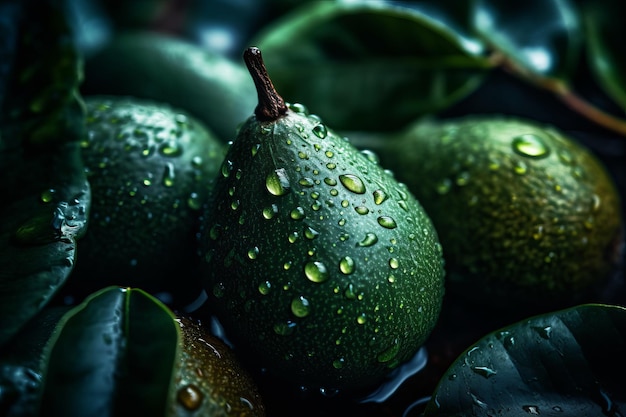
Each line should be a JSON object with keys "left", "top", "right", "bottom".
{"left": 2, "top": 2, "right": 624, "bottom": 416}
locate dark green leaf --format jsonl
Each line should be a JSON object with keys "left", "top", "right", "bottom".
{"left": 472, "top": 0, "right": 581, "bottom": 79}
{"left": 423, "top": 304, "right": 626, "bottom": 416}
{"left": 40, "top": 287, "right": 180, "bottom": 417}
{"left": 0, "top": 306, "right": 70, "bottom": 417}
{"left": 255, "top": 1, "right": 491, "bottom": 131}
{"left": 584, "top": 0, "right": 626, "bottom": 112}
{"left": 0, "top": 0, "right": 89, "bottom": 347}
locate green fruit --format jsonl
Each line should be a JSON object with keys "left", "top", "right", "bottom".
{"left": 365, "top": 116, "right": 623, "bottom": 310}
{"left": 199, "top": 47, "right": 445, "bottom": 390}
{"left": 82, "top": 31, "right": 257, "bottom": 143}
{"left": 70, "top": 97, "right": 225, "bottom": 305}
{"left": 172, "top": 316, "right": 265, "bottom": 416}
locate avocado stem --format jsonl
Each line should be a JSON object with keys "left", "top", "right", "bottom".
{"left": 244, "top": 47, "right": 287, "bottom": 122}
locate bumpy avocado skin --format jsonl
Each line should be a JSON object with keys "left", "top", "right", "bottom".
{"left": 200, "top": 105, "right": 445, "bottom": 390}
{"left": 378, "top": 116, "right": 623, "bottom": 310}
{"left": 69, "top": 97, "right": 225, "bottom": 305}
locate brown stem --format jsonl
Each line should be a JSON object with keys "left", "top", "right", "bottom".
{"left": 243, "top": 46, "right": 287, "bottom": 122}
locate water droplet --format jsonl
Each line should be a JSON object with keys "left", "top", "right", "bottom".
{"left": 552, "top": 406, "right": 563, "bottom": 412}
{"left": 288, "top": 231, "right": 299, "bottom": 243}
{"left": 289, "top": 103, "right": 308, "bottom": 114}
{"left": 312, "top": 124, "right": 328, "bottom": 139}
{"left": 472, "top": 366, "right": 497, "bottom": 379}
{"left": 532, "top": 325, "right": 552, "bottom": 339}
{"left": 355, "top": 206, "right": 369, "bottom": 215}
{"left": 162, "top": 162, "right": 175, "bottom": 187}
{"left": 512, "top": 134, "right": 550, "bottom": 158}
{"left": 324, "top": 177, "right": 337, "bottom": 186}
{"left": 339, "top": 174, "right": 366, "bottom": 194}
{"left": 361, "top": 149, "right": 379, "bottom": 164}
{"left": 332, "top": 358, "right": 345, "bottom": 369}
{"left": 187, "top": 192, "right": 201, "bottom": 210}
{"left": 260, "top": 125, "right": 272, "bottom": 135}
{"left": 274, "top": 321, "right": 296, "bottom": 336}
{"left": 304, "top": 261, "right": 329, "bottom": 283}
{"left": 373, "top": 189, "right": 387, "bottom": 205}
{"left": 290, "top": 207, "right": 305, "bottom": 220}
{"left": 304, "top": 226, "right": 319, "bottom": 240}
{"left": 522, "top": 405, "right": 540, "bottom": 415}
{"left": 40, "top": 189, "right": 55, "bottom": 203}
{"left": 159, "top": 140, "right": 183, "bottom": 157}
{"left": 251, "top": 143, "right": 261, "bottom": 156}
{"left": 436, "top": 178, "right": 452, "bottom": 194}
{"left": 325, "top": 150, "right": 334, "bottom": 158}
{"left": 326, "top": 162, "right": 336, "bottom": 170}
{"left": 258, "top": 280, "right": 271, "bottom": 295}
{"left": 389, "top": 258, "right": 399, "bottom": 269}
{"left": 514, "top": 160, "right": 528, "bottom": 175}
{"left": 344, "top": 283, "right": 357, "bottom": 299}
{"left": 177, "top": 384, "right": 203, "bottom": 410}
{"left": 266, "top": 168, "right": 290, "bottom": 196}
{"left": 209, "top": 224, "right": 221, "bottom": 240}
{"left": 377, "top": 216, "right": 397, "bottom": 229}
{"left": 247, "top": 247, "right": 259, "bottom": 260}
{"left": 339, "top": 256, "right": 355, "bottom": 275}
{"left": 221, "top": 160, "right": 233, "bottom": 178}
{"left": 291, "top": 296, "right": 311, "bottom": 317}
{"left": 357, "top": 232, "right": 378, "bottom": 247}
{"left": 299, "top": 177, "right": 314, "bottom": 187}
{"left": 455, "top": 171, "right": 470, "bottom": 186}
{"left": 357, "top": 313, "right": 367, "bottom": 325}
{"left": 377, "top": 339, "right": 400, "bottom": 363}
{"left": 262, "top": 204, "right": 278, "bottom": 219}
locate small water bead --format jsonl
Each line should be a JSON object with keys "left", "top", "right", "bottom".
{"left": 247, "top": 247, "right": 259, "bottom": 260}
{"left": 339, "top": 174, "right": 366, "bottom": 194}
{"left": 357, "top": 232, "right": 378, "bottom": 247}
{"left": 455, "top": 171, "right": 470, "bottom": 186}
{"left": 290, "top": 207, "right": 305, "bottom": 220}
{"left": 260, "top": 125, "right": 272, "bottom": 135}
{"left": 262, "top": 204, "right": 278, "bottom": 220}
{"left": 324, "top": 177, "right": 337, "bottom": 186}
{"left": 326, "top": 163, "right": 336, "bottom": 170}
{"left": 312, "top": 124, "right": 328, "bottom": 139}
{"left": 514, "top": 160, "right": 528, "bottom": 175}
{"left": 209, "top": 224, "right": 221, "bottom": 240}
{"left": 177, "top": 384, "right": 203, "bottom": 411}
{"left": 377, "top": 216, "right": 397, "bottom": 229}
{"left": 360, "top": 149, "right": 379, "bottom": 164}
{"left": 471, "top": 366, "right": 497, "bottom": 379}
{"left": 274, "top": 321, "right": 297, "bottom": 336}
{"left": 355, "top": 206, "right": 369, "bottom": 215}
{"left": 288, "top": 102, "right": 308, "bottom": 114}
{"left": 158, "top": 140, "right": 183, "bottom": 157}
{"left": 221, "top": 160, "right": 233, "bottom": 178}
{"left": 344, "top": 283, "right": 357, "bottom": 300}
{"left": 283, "top": 261, "right": 292, "bottom": 270}
{"left": 258, "top": 280, "right": 271, "bottom": 295}
{"left": 299, "top": 177, "right": 314, "bottom": 187}
{"left": 330, "top": 189, "right": 339, "bottom": 196}
{"left": 304, "top": 226, "right": 319, "bottom": 240}
{"left": 265, "top": 168, "right": 290, "bottom": 196}
{"left": 40, "top": 189, "right": 56, "bottom": 203}
{"left": 187, "top": 193, "right": 202, "bottom": 210}
{"left": 291, "top": 296, "right": 311, "bottom": 317}
{"left": 389, "top": 258, "right": 399, "bottom": 269}
{"left": 357, "top": 313, "right": 367, "bottom": 325}
{"left": 162, "top": 162, "right": 176, "bottom": 187}
{"left": 512, "top": 134, "right": 550, "bottom": 158}
{"left": 298, "top": 151, "right": 309, "bottom": 160}
{"left": 325, "top": 150, "right": 334, "bottom": 158}
{"left": 230, "top": 200, "right": 240, "bottom": 211}
{"left": 332, "top": 358, "right": 345, "bottom": 369}
{"left": 339, "top": 256, "right": 355, "bottom": 275}
{"left": 522, "top": 405, "right": 540, "bottom": 415}
{"left": 436, "top": 178, "right": 452, "bottom": 195}
{"left": 304, "top": 261, "right": 329, "bottom": 283}
{"left": 373, "top": 189, "right": 388, "bottom": 205}
{"left": 288, "top": 231, "right": 299, "bottom": 243}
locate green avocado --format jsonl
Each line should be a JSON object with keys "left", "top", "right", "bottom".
{"left": 68, "top": 96, "right": 225, "bottom": 305}
{"left": 367, "top": 116, "right": 623, "bottom": 312}
{"left": 199, "top": 48, "right": 445, "bottom": 391}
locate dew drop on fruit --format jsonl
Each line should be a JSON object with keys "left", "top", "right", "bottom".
{"left": 514, "top": 160, "right": 528, "bottom": 175}
{"left": 357, "top": 313, "right": 367, "bottom": 324}
{"left": 436, "top": 178, "right": 452, "bottom": 195}
{"left": 373, "top": 189, "right": 387, "bottom": 205}
{"left": 339, "top": 256, "right": 355, "bottom": 275}
{"left": 290, "top": 207, "right": 305, "bottom": 220}
{"left": 324, "top": 177, "right": 337, "bottom": 186}
{"left": 361, "top": 149, "right": 379, "bottom": 164}
{"left": 289, "top": 102, "right": 308, "bottom": 114}
{"left": 274, "top": 321, "right": 297, "bottom": 336}
{"left": 377, "top": 216, "right": 397, "bottom": 229}
{"left": 512, "top": 134, "right": 550, "bottom": 158}
{"left": 389, "top": 258, "right": 399, "bottom": 269}
{"left": 221, "top": 160, "right": 233, "bottom": 178}
{"left": 266, "top": 168, "right": 290, "bottom": 196}
{"left": 247, "top": 247, "right": 259, "bottom": 260}
{"left": 262, "top": 204, "right": 278, "bottom": 219}
{"left": 357, "top": 232, "right": 378, "bottom": 247}
{"left": 187, "top": 192, "right": 201, "bottom": 210}
{"left": 40, "top": 189, "right": 55, "bottom": 203}
{"left": 177, "top": 384, "right": 203, "bottom": 410}
{"left": 159, "top": 140, "right": 183, "bottom": 157}
{"left": 333, "top": 357, "right": 345, "bottom": 369}
{"left": 471, "top": 366, "right": 497, "bottom": 379}
{"left": 291, "top": 295, "right": 311, "bottom": 317}
{"left": 304, "top": 226, "right": 319, "bottom": 240}
{"left": 304, "top": 261, "right": 329, "bottom": 283}
{"left": 355, "top": 206, "right": 369, "bottom": 215}
{"left": 162, "top": 162, "right": 175, "bottom": 187}
{"left": 258, "top": 280, "right": 271, "bottom": 295}
{"left": 312, "top": 124, "right": 328, "bottom": 139}
{"left": 339, "top": 174, "right": 366, "bottom": 194}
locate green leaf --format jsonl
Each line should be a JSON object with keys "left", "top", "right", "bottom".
{"left": 585, "top": 0, "right": 626, "bottom": 112}
{"left": 423, "top": 304, "right": 626, "bottom": 416}
{"left": 0, "top": 0, "right": 89, "bottom": 347}
{"left": 0, "top": 306, "right": 70, "bottom": 417}
{"left": 255, "top": 1, "right": 491, "bottom": 131}
{"left": 40, "top": 287, "right": 180, "bottom": 417}
{"left": 472, "top": 0, "right": 581, "bottom": 80}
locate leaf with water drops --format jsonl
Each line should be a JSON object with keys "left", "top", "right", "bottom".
{"left": 0, "top": 0, "right": 89, "bottom": 347}
{"left": 39, "top": 287, "right": 180, "bottom": 417}
{"left": 472, "top": 0, "right": 581, "bottom": 80}
{"left": 584, "top": 0, "right": 626, "bottom": 112}
{"left": 423, "top": 304, "right": 626, "bottom": 416}
{"left": 254, "top": 1, "right": 491, "bottom": 131}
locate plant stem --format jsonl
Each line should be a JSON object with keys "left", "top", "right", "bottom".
{"left": 243, "top": 47, "right": 287, "bottom": 122}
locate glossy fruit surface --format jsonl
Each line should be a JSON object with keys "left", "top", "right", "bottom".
{"left": 70, "top": 97, "right": 225, "bottom": 305}
{"left": 199, "top": 48, "right": 445, "bottom": 391}
{"left": 373, "top": 116, "right": 623, "bottom": 311}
